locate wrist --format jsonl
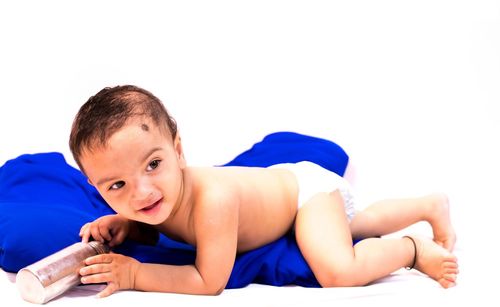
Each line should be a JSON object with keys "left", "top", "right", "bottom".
{"left": 129, "top": 259, "right": 141, "bottom": 290}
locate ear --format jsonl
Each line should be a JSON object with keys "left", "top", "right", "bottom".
{"left": 173, "top": 133, "right": 187, "bottom": 168}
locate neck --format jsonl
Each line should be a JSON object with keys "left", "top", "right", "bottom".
{"left": 169, "top": 167, "right": 194, "bottom": 222}
{"left": 154, "top": 167, "right": 197, "bottom": 243}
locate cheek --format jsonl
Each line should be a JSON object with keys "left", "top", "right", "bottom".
{"left": 99, "top": 192, "right": 127, "bottom": 213}
{"left": 158, "top": 169, "right": 181, "bottom": 191}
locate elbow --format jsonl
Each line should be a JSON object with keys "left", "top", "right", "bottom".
{"left": 201, "top": 282, "right": 225, "bottom": 296}
{"left": 205, "top": 285, "right": 224, "bottom": 296}
{"left": 211, "top": 288, "right": 224, "bottom": 296}
{"left": 213, "top": 283, "right": 225, "bottom": 295}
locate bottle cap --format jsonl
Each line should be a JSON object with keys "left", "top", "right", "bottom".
{"left": 16, "top": 268, "right": 47, "bottom": 304}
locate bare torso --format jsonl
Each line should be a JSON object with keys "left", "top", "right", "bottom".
{"left": 156, "top": 166, "right": 299, "bottom": 253}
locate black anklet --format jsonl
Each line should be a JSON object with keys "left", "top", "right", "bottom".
{"left": 403, "top": 236, "right": 417, "bottom": 270}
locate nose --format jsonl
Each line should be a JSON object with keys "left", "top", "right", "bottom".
{"left": 130, "top": 177, "right": 154, "bottom": 207}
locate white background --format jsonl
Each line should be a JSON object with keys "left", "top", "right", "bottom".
{"left": 1, "top": 0, "right": 499, "bottom": 294}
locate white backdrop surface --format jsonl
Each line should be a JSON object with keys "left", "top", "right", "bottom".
{"left": 1, "top": 1, "right": 499, "bottom": 305}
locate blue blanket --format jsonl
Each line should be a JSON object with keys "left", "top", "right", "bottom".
{"left": 0, "top": 131, "right": 349, "bottom": 288}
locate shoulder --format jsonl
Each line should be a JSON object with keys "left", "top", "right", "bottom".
{"left": 192, "top": 166, "right": 242, "bottom": 204}
{"left": 190, "top": 169, "right": 240, "bottom": 228}
{"left": 197, "top": 185, "right": 238, "bottom": 216}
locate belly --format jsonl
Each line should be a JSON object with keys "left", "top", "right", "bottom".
{"left": 237, "top": 215, "right": 295, "bottom": 252}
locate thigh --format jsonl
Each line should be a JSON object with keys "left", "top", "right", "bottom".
{"left": 294, "top": 190, "right": 354, "bottom": 284}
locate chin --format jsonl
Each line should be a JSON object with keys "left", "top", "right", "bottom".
{"left": 142, "top": 204, "right": 172, "bottom": 225}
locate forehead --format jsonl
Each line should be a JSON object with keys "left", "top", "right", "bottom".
{"left": 81, "top": 120, "right": 170, "bottom": 167}
{"left": 96, "top": 117, "right": 169, "bottom": 147}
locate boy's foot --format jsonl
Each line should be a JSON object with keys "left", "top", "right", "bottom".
{"left": 426, "top": 193, "right": 457, "bottom": 251}
{"left": 406, "top": 235, "right": 459, "bottom": 288}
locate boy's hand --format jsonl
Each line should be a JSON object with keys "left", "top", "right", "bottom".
{"left": 79, "top": 214, "right": 130, "bottom": 247}
{"left": 79, "top": 252, "right": 140, "bottom": 298}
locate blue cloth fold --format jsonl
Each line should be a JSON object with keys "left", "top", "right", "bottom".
{"left": 0, "top": 131, "right": 348, "bottom": 288}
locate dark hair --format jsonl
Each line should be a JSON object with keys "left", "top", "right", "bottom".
{"left": 69, "top": 85, "right": 178, "bottom": 171}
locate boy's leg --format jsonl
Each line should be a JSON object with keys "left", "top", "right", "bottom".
{"left": 295, "top": 191, "right": 458, "bottom": 288}
{"left": 349, "top": 193, "right": 456, "bottom": 251}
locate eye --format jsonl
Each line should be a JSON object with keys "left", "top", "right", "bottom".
{"left": 109, "top": 181, "right": 125, "bottom": 191}
{"left": 146, "top": 159, "right": 161, "bottom": 171}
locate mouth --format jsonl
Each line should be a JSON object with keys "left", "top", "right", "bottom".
{"left": 140, "top": 198, "right": 163, "bottom": 215}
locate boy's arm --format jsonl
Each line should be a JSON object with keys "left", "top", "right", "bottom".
{"left": 133, "top": 198, "right": 239, "bottom": 295}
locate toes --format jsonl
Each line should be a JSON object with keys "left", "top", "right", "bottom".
{"left": 443, "top": 273, "right": 457, "bottom": 282}
{"left": 442, "top": 261, "right": 458, "bottom": 275}
{"left": 442, "top": 253, "right": 457, "bottom": 263}
{"left": 439, "top": 278, "right": 456, "bottom": 288}
{"left": 444, "top": 268, "right": 459, "bottom": 276}
{"left": 443, "top": 260, "right": 458, "bottom": 268}
{"left": 408, "top": 235, "right": 460, "bottom": 289}
{"left": 443, "top": 262, "right": 459, "bottom": 275}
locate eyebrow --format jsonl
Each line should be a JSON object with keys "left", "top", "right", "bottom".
{"left": 96, "top": 147, "right": 163, "bottom": 187}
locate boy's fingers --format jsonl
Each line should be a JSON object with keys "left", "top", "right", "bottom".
{"left": 81, "top": 227, "right": 91, "bottom": 243}
{"left": 80, "top": 271, "right": 112, "bottom": 284}
{"left": 85, "top": 254, "right": 113, "bottom": 265}
{"left": 98, "top": 223, "right": 113, "bottom": 242}
{"left": 80, "top": 263, "right": 111, "bottom": 276}
{"left": 90, "top": 227, "right": 105, "bottom": 243}
{"left": 96, "top": 283, "right": 118, "bottom": 298}
{"left": 109, "top": 232, "right": 126, "bottom": 247}
{"left": 79, "top": 223, "right": 89, "bottom": 238}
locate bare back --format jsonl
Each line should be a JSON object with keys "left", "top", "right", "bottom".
{"left": 214, "top": 166, "right": 299, "bottom": 251}
{"left": 158, "top": 166, "right": 299, "bottom": 252}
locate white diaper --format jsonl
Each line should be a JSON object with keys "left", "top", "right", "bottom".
{"left": 269, "top": 161, "right": 357, "bottom": 222}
